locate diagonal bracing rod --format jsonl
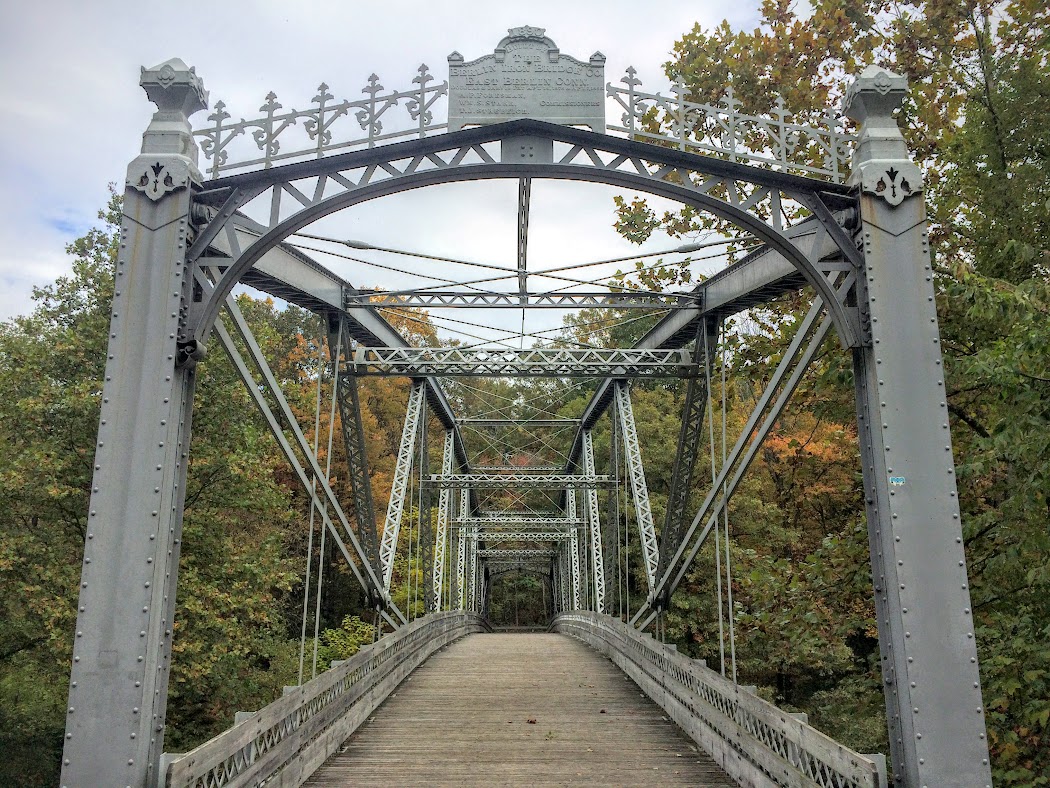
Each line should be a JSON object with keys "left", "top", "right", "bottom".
{"left": 431, "top": 430, "right": 455, "bottom": 610}
{"left": 635, "top": 306, "right": 834, "bottom": 628}
{"left": 333, "top": 337, "right": 381, "bottom": 571}
{"left": 379, "top": 380, "right": 427, "bottom": 591}
{"left": 213, "top": 309, "right": 401, "bottom": 626}
{"left": 615, "top": 382, "right": 659, "bottom": 594}
{"left": 656, "top": 320, "right": 718, "bottom": 591}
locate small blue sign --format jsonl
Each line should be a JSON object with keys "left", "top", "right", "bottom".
{"left": 889, "top": 476, "right": 906, "bottom": 487}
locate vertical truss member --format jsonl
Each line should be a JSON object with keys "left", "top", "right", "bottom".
{"left": 379, "top": 381, "right": 427, "bottom": 591}
{"left": 417, "top": 406, "right": 434, "bottom": 613}
{"left": 332, "top": 328, "right": 381, "bottom": 576}
{"left": 566, "top": 489, "right": 582, "bottom": 609}
{"left": 582, "top": 430, "right": 605, "bottom": 613}
{"left": 655, "top": 320, "right": 718, "bottom": 603}
{"left": 614, "top": 382, "right": 659, "bottom": 596}
{"left": 468, "top": 506, "right": 480, "bottom": 612}
{"left": 456, "top": 489, "right": 468, "bottom": 610}
{"left": 431, "top": 430, "right": 455, "bottom": 610}
{"left": 603, "top": 397, "right": 621, "bottom": 615}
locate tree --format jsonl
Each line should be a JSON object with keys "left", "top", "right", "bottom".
{"left": 627, "top": 2, "right": 1050, "bottom": 782}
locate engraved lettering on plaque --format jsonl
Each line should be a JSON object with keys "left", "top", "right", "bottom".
{"left": 448, "top": 26, "right": 606, "bottom": 132}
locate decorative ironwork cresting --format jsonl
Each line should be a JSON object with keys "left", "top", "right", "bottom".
{"left": 607, "top": 72, "right": 854, "bottom": 181}
{"left": 193, "top": 29, "right": 853, "bottom": 181}
{"left": 194, "top": 65, "right": 448, "bottom": 178}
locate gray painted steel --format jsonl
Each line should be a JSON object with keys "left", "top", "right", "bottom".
{"left": 343, "top": 290, "right": 693, "bottom": 308}
{"left": 844, "top": 67, "right": 991, "bottom": 786}
{"left": 448, "top": 27, "right": 606, "bottom": 132}
{"left": 333, "top": 352, "right": 382, "bottom": 572}
{"left": 656, "top": 320, "right": 717, "bottom": 594}
{"left": 379, "top": 381, "right": 426, "bottom": 591}
{"left": 581, "top": 430, "right": 605, "bottom": 613}
{"left": 430, "top": 473, "right": 613, "bottom": 489}
{"left": 62, "top": 60, "right": 207, "bottom": 788}
{"left": 431, "top": 430, "right": 455, "bottom": 610}
{"left": 615, "top": 382, "right": 659, "bottom": 594}
{"left": 352, "top": 346, "right": 694, "bottom": 378}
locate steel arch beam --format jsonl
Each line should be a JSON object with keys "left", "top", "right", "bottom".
{"left": 187, "top": 120, "right": 859, "bottom": 353}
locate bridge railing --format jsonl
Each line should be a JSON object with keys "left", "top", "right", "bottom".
{"left": 553, "top": 612, "right": 885, "bottom": 788}
{"left": 163, "top": 611, "right": 485, "bottom": 788}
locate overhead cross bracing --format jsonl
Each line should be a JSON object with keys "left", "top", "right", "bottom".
{"left": 351, "top": 347, "right": 695, "bottom": 378}
{"left": 429, "top": 473, "right": 614, "bottom": 489}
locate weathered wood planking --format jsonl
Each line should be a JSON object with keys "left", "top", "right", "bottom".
{"left": 305, "top": 633, "right": 737, "bottom": 786}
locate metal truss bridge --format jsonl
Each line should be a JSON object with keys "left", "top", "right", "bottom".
{"left": 61, "top": 26, "right": 991, "bottom": 788}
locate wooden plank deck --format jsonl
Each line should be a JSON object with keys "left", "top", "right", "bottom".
{"left": 305, "top": 632, "right": 737, "bottom": 786}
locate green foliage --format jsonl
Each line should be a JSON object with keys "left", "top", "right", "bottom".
{"left": 0, "top": 193, "right": 383, "bottom": 781}
{"left": 316, "top": 615, "right": 377, "bottom": 667}
{"left": 616, "top": 1, "right": 1049, "bottom": 781}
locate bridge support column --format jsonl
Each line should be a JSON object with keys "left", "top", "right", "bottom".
{"left": 566, "top": 489, "right": 582, "bottom": 609}
{"left": 62, "top": 60, "right": 207, "bottom": 788}
{"left": 333, "top": 330, "right": 381, "bottom": 572}
{"left": 846, "top": 67, "right": 991, "bottom": 786}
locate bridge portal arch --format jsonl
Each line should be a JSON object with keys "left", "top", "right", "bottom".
{"left": 185, "top": 119, "right": 861, "bottom": 352}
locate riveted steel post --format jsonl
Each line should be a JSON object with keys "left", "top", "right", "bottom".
{"left": 845, "top": 66, "right": 991, "bottom": 787}
{"left": 62, "top": 60, "right": 208, "bottom": 788}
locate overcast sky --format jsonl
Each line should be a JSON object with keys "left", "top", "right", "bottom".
{"left": 0, "top": 1, "right": 763, "bottom": 334}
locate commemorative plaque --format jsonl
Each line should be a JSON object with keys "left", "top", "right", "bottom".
{"left": 448, "top": 26, "right": 606, "bottom": 132}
